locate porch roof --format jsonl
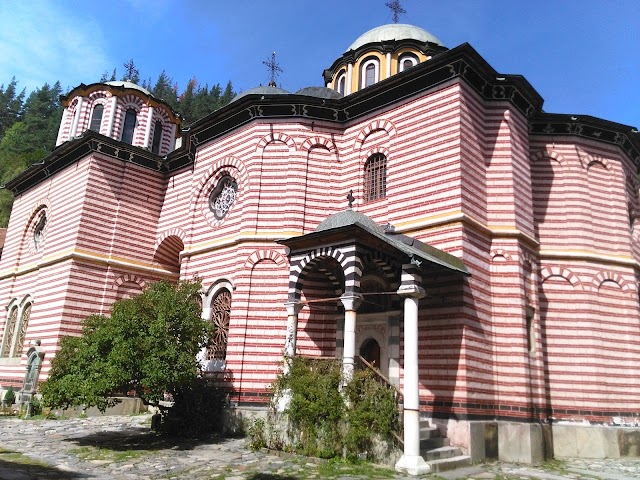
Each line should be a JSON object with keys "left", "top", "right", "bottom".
{"left": 278, "top": 209, "right": 469, "bottom": 276}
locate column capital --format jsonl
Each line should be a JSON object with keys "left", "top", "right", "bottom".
{"left": 340, "top": 293, "right": 363, "bottom": 312}
{"left": 397, "top": 285, "right": 426, "bottom": 299}
{"left": 284, "top": 301, "right": 303, "bottom": 316}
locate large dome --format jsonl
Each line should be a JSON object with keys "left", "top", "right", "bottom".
{"left": 347, "top": 23, "right": 443, "bottom": 52}
{"left": 104, "top": 80, "right": 151, "bottom": 96}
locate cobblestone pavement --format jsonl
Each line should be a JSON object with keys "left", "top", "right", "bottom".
{"left": 0, "top": 415, "right": 639, "bottom": 479}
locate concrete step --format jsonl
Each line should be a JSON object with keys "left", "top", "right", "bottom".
{"left": 426, "top": 455, "right": 472, "bottom": 473}
{"left": 423, "top": 446, "right": 461, "bottom": 461}
{"left": 419, "top": 425, "right": 441, "bottom": 439}
{"left": 420, "top": 436, "right": 450, "bottom": 450}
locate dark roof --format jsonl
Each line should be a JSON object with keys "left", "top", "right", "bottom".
{"left": 295, "top": 86, "right": 343, "bottom": 100}
{"left": 282, "top": 209, "right": 468, "bottom": 275}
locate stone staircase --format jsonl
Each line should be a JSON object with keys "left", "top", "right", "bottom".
{"left": 419, "top": 419, "right": 472, "bottom": 473}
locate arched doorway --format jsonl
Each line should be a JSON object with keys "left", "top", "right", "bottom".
{"left": 359, "top": 338, "right": 381, "bottom": 368}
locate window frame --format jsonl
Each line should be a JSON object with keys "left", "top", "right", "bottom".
{"left": 121, "top": 108, "right": 137, "bottom": 145}
{"left": 360, "top": 58, "right": 380, "bottom": 89}
{"left": 363, "top": 153, "right": 387, "bottom": 202}
{"left": 398, "top": 53, "right": 419, "bottom": 73}
{"left": 151, "top": 120, "right": 163, "bottom": 154}
{"left": 89, "top": 104, "right": 104, "bottom": 132}
{"left": 335, "top": 70, "right": 347, "bottom": 95}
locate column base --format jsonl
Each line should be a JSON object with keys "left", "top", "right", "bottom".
{"left": 395, "top": 454, "right": 431, "bottom": 476}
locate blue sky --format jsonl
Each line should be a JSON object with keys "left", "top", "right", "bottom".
{"left": 0, "top": 0, "right": 638, "bottom": 127}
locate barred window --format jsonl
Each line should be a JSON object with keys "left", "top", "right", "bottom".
{"left": 207, "top": 289, "right": 231, "bottom": 361}
{"left": 364, "top": 153, "right": 387, "bottom": 202}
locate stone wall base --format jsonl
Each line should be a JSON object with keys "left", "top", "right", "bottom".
{"left": 553, "top": 424, "right": 640, "bottom": 458}
{"left": 51, "top": 397, "right": 148, "bottom": 417}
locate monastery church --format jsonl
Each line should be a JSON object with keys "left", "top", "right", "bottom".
{"left": 0, "top": 12, "right": 639, "bottom": 474}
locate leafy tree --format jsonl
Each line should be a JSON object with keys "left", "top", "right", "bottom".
{"left": 40, "top": 280, "right": 212, "bottom": 413}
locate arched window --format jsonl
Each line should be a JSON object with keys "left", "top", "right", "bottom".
{"left": 209, "top": 175, "right": 238, "bottom": 220}
{"left": 360, "top": 58, "right": 379, "bottom": 89}
{"left": 398, "top": 53, "right": 419, "bottom": 72}
{"left": 151, "top": 120, "right": 163, "bottom": 154}
{"left": 121, "top": 108, "right": 137, "bottom": 145}
{"left": 335, "top": 71, "right": 346, "bottom": 95}
{"left": 208, "top": 289, "right": 231, "bottom": 361}
{"left": 89, "top": 104, "right": 104, "bottom": 132}
{"left": 1, "top": 306, "right": 17, "bottom": 358}
{"left": 14, "top": 303, "right": 31, "bottom": 358}
{"left": 364, "top": 153, "right": 387, "bottom": 202}
{"left": 360, "top": 338, "right": 381, "bottom": 368}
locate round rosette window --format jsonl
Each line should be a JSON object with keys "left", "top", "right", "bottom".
{"left": 33, "top": 212, "right": 47, "bottom": 251}
{"left": 208, "top": 175, "right": 238, "bottom": 220}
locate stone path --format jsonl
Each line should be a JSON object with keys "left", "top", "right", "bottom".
{"left": 0, "top": 415, "right": 639, "bottom": 479}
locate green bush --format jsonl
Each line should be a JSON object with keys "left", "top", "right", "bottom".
{"left": 3, "top": 386, "right": 15, "bottom": 405}
{"left": 271, "top": 357, "right": 399, "bottom": 460}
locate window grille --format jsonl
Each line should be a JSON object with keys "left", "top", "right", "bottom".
{"left": 1, "top": 307, "right": 17, "bottom": 358}
{"left": 208, "top": 289, "right": 231, "bottom": 361}
{"left": 209, "top": 175, "right": 237, "bottom": 220}
{"left": 14, "top": 304, "right": 30, "bottom": 358}
{"left": 364, "top": 154, "right": 387, "bottom": 202}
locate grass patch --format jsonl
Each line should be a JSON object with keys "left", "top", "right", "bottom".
{"left": 316, "top": 458, "right": 396, "bottom": 478}
{"left": 0, "top": 448, "right": 50, "bottom": 467}
{"left": 69, "top": 445, "right": 150, "bottom": 463}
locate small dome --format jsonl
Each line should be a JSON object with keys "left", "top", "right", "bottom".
{"left": 316, "top": 209, "right": 382, "bottom": 232}
{"left": 104, "top": 80, "right": 151, "bottom": 96}
{"left": 347, "top": 23, "right": 443, "bottom": 52}
{"left": 295, "top": 86, "right": 343, "bottom": 100}
{"left": 231, "top": 85, "right": 290, "bottom": 103}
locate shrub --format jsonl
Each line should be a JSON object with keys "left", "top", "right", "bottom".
{"left": 3, "top": 386, "right": 15, "bottom": 406}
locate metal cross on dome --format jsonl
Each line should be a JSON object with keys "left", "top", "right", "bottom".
{"left": 385, "top": 0, "right": 406, "bottom": 23}
{"left": 263, "top": 52, "right": 283, "bottom": 88}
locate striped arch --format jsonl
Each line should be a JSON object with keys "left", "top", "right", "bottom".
{"left": 25, "top": 199, "right": 51, "bottom": 229}
{"left": 575, "top": 148, "right": 612, "bottom": 171}
{"left": 362, "top": 146, "right": 391, "bottom": 165}
{"left": 354, "top": 119, "right": 397, "bottom": 152}
{"left": 288, "top": 246, "right": 361, "bottom": 301}
{"left": 300, "top": 136, "right": 337, "bottom": 154}
{"left": 520, "top": 250, "right": 539, "bottom": 272}
{"left": 360, "top": 250, "right": 398, "bottom": 288}
{"left": 118, "top": 94, "right": 144, "bottom": 112}
{"left": 154, "top": 227, "right": 186, "bottom": 249}
{"left": 21, "top": 200, "right": 51, "bottom": 256}
{"left": 530, "top": 149, "right": 566, "bottom": 165}
{"left": 193, "top": 155, "right": 249, "bottom": 207}
{"left": 490, "top": 249, "right": 513, "bottom": 261}
{"left": 540, "top": 266, "right": 583, "bottom": 289}
{"left": 243, "top": 249, "right": 287, "bottom": 270}
{"left": 256, "top": 132, "right": 296, "bottom": 155}
{"left": 87, "top": 90, "right": 109, "bottom": 103}
{"left": 590, "top": 271, "right": 633, "bottom": 294}
{"left": 112, "top": 274, "right": 147, "bottom": 290}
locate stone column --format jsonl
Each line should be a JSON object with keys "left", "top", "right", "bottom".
{"left": 340, "top": 293, "right": 362, "bottom": 382}
{"left": 105, "top": 95, "right": 118, "bottom": 138}
{"left": 143, "top": 105, "right": 155, "bottom": 148}
{"left": 346, "top": 63, "right": 353, "bottom": 95}
{"left": 385, "top": 52, "right": 392, "bottom": 79}
{"left": 283, "top": 301, "right": 303, "bottom": 373}
{"left": 395, "top": 263, "right": 429, "bottom": 476}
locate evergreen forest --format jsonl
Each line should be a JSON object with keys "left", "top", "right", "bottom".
{"left": 0, "top": 61, "right": 235, "bottom": 228}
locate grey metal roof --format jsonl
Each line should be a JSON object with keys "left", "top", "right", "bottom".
{"left": 315, "top": 209, "right": 467, "bottom": 275}
{"left": 347, "top": 23, "right": 443, "bottom": 51}
{"left": 231, "top": 85, "right": 290, "bottom": 103}
{"left": 295, "top": 86, "right": 343, "bottom": 100}
{"left": 104, "top": 81, "right": 151, "bottom": 95}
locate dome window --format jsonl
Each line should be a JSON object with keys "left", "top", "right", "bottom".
{"left": 89, "top": 104, "right": 104, "bottom": 132}
{"left": 151, "top": 120, "right": 163, "bottom": 154}
{"left": 209, "top": 175, "right": 238, "bottom": 220}
{"left": 360, "top": 58, "right": 380, "bottom": 89}
{"left": 335, "top": 71, "right": 347, "bottom": 95}
{"left": 121, "top": 108, "right": 137, "bottom": 145}
{"left": 398, "top": 53, "right": 419, "bottom": 72}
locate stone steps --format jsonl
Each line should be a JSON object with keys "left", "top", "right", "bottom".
{"left": 419, "top": 419, "right": 472, "bottom": 473}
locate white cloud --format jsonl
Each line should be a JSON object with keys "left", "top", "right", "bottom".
{"left": 0, "top": 0, "right": 111, "bottom": 93}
